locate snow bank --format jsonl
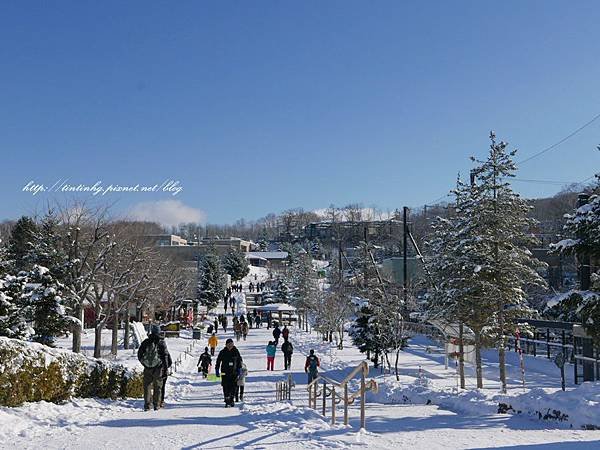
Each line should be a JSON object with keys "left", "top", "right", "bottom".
{"left": 366, "top": 375, "right": 600, "bottom": 430}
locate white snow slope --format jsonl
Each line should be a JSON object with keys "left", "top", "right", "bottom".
{"left": 2, "top": 323, "right": 600, "bottom": 449}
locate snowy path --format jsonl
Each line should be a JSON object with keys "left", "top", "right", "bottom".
{"left": 3, "top": 322, "right": 600, "bottom": 449}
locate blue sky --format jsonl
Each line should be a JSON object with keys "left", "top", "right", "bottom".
{"left": 1, "top": 1, "right": 600, "bottom": 225}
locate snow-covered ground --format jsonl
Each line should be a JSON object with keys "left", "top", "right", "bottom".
{"left": 2, "top": 318, "right": 600, "bottom": 449}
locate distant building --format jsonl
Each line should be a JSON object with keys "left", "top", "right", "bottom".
{"left": 145, "top": 235, "right": 251, "bottom": 268}
{"left": 246, "top": 251, "right": 289, "bottom": 270}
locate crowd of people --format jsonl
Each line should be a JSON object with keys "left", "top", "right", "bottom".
{"left": 137, "top": 274, "right": 322, "bottom": 410}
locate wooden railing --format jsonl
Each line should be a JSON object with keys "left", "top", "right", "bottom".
{"left": 275, "top": 373, "right": 294, "bottom": 401}
{"left": 306, "top": 361, "right": 378, "bottom": 430}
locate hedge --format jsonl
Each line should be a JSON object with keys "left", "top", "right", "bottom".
{"left": 0, "top": 337, "right": 143, "bottom": 407}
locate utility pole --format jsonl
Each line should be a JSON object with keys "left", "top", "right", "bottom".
{"left": 403, "top": 206, "right": 408, "bottom": 304}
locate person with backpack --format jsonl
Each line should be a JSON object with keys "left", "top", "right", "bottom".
{"left": 197, "top": 347, "right": 212, "bottom": 378}
{"left": 266, "top": 340, "right": 277, "bottom": 371}
{"left": 137, "top": 324, "right": 172, "bottom": 411}
{"left": 281, "top": 325, "right": 289, "bottom": 341}
{"left": 304, "top": 349, "right": 320, "bottom": 384}
{"left": 234, "top": 321, "right": 242, "bottom": 341}
{"left": 281, "top": 338, "right": 293, "bottom": 370}
{"left": 272, "top": 324, "right": 282, "bottom": 345}
{"left": 235, "top": 362, "right": 248, "bottom": 402}
{"left": 215, "top": 338, "right": 243, "bottom": 407}
{"left": 254, "top": 314, "right": 261, "bottom": 329}
{"left": 208, "top": 332, "right": 218, "bottom": 356}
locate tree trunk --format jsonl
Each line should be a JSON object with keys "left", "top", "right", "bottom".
{"left": 475, "top": 331, "right": 483, "bottom": 389}
{"left": 395, "top": 349, "right": 401, "bottom": 381}
{"left": 94, "top": 322, "right": 103, "bottom": 358}
{"left": 498, "top": 329, "right": 507, "bottom": 393}
{"left": 111, "top": 310, "right": 119, "bottom": 356}
{"left": 459, "top": 322, "right": 465, "bottom": 389}
{"left": 123, "top": 301, "right": 130, "bottom": 350}
{"left": 72, "top": 303, "right": 82, "bottom": 353}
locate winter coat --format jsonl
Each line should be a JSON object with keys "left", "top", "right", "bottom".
{"left": 237, "top": 363, "right": 248, "bottom": 386}
{"left": 138, "top": 335, "right": 172, "bottom": 373}
{"left": 208, "top": 335, "right": 218, "bottom": 348}
{"left": 305, "top": 355, "right": 320, "bottom": 374}
{"left": 266, "top": 344, "right": 277, "bottom": 358}
{"left": 281, "top": 341, "right": 293, "bottom": 355}
{"left": 272, "top": 327, "right": 281, "bottom": 340}
{"left": 241, "top": 323, "right": 248, "bottom": 334}
{"left": 282, "top": 327, "right": 289, "bottom": 340}
{"left": 215, "top": 346, "right": 243, "bottom": 377}
{"left": 198, "top": 352, "right": 212, "bottom": 369}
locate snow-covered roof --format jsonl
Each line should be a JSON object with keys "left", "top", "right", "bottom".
{"left": 245, "top": 254, "right": 268, "bottom": 261}
{"left": 254, "top": 303, "right": 297, "bottom": 312}
{"left": 246, "top": 252, "right": 288, "bottom": 260}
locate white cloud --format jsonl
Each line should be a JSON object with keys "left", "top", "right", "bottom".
{"left": 128, "top": 200, "right": 206, "bottom": 227}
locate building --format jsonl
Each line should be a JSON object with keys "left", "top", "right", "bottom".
{"left": 245, "top": 251, "right": 289, "bottom": 270}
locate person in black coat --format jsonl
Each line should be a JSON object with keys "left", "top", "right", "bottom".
{"left": 215, "top": 338, "right": 243, "bottom": 407}
{"left": 281, "top": 338, "right": 293, "bottom": 370}
{"left": 197, "top": 347, "right": 212, "bottom": 378}
{"left": 272, "top": 324, "right": 282, "bottom": 345}
{"left": 137, "top": 325, "right": 172, "bottom": 411}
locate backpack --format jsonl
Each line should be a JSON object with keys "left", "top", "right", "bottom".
{"left": 140, "top": 341, "right": 161, "bottom": 368}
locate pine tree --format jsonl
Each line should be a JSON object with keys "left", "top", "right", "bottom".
{"left": 349, "top": 302, "right": 382, "bottom": 367}
{"left": 550, "top": 175, "right": 600, "bottom": 347}
{"left": 29, "top": 265, "right": 72, "bottom": 346}
{"left": 6, "top": 216, "right": 38, "bottom": 273}
{"left": 468, "top": 132, "right": 547, "bottom": 392}
{"left": 0, "top": 272, "right": 33, "bottom": 339}
{"left": 223, "top": 248, "right": 250, "bottom": 282}
{"left": 426, "top": 177, "right": 493, "bottom": 388}
{"left": 273, "top": 278, "right": 289, "bottom": 303}
{"left": 196, "top": 253, "right": 227, "bottom": 311}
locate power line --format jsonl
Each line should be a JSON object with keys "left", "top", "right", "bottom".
{"left": 518, "top": 111, "right": 600, "bottom": 165}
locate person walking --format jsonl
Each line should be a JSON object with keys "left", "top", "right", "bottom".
{"left": 267, "top": 312, "right": 272, "bottom": 329}
{"left": 304, "top": 349, "right": 320, "bottom": 384}
{"left": 247, "top": 312, "right": 253, "bottom": 328}
{"left": 266, "top": 340, "right": 277, "bottom": 371}
{"left": 235, "top": 362, "right": 248, "bottom": 402}
{"left": 281, "top": 325, "right": 289, "bottom": 341}
{"left": 234, "top": 321, "right": 242, "bottom": 341}
{"left": 272, "top": 324, "right": 282, "bottom": 346}
{"left": 208, "top": 332, "right": 218, "bottom": 356}
{"left": 241, "top": 321, "right": 248, "bottom": 341}
{"left": 197, "top": 347, "right": 212, "bottom": 378}
{"left": 215, "top": 338, "right": 243, "bottom": 407}
{"left": 137, "top": 324, "right": 172, "bottom": 411}
{"left": 254, "top": 314, "right": 261, "bottom": 329}
{"left": 222, "top": 315, "right": 228, "bottom": 333}
{"left": 281, "top": 338, "right": 293, "bottom": 370}
{"left": 214, "top": 317, "right": 219, "bottom": 334}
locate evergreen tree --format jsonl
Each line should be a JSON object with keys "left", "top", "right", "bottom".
{"left": 196, "top": 253, "right": 227, "bottom": 311}
{"left": 223, "top": 248, "right": 249, "bottom": 281}
{"left": 426, "top": 176, "right": 493, "bottom": 388}
{"left": 273, "top": 278, "right": 289, "bottom": 303}
{"left": 349, "top": 302, "right": 382, "bottom": 367}
{"left": 0, "top": 272, "right": 33, "bottom": 339}
{"left": 468, "top": 132, "right": 547, "bottom": 392}
{"left": 6, "top": 216, "right": 38, "bottom": 273}
{"left": 550, "top": 175, "right": 600, "bottom": 347}
{"left": 29, "top": 265, "right": 72, "bottom": 346}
